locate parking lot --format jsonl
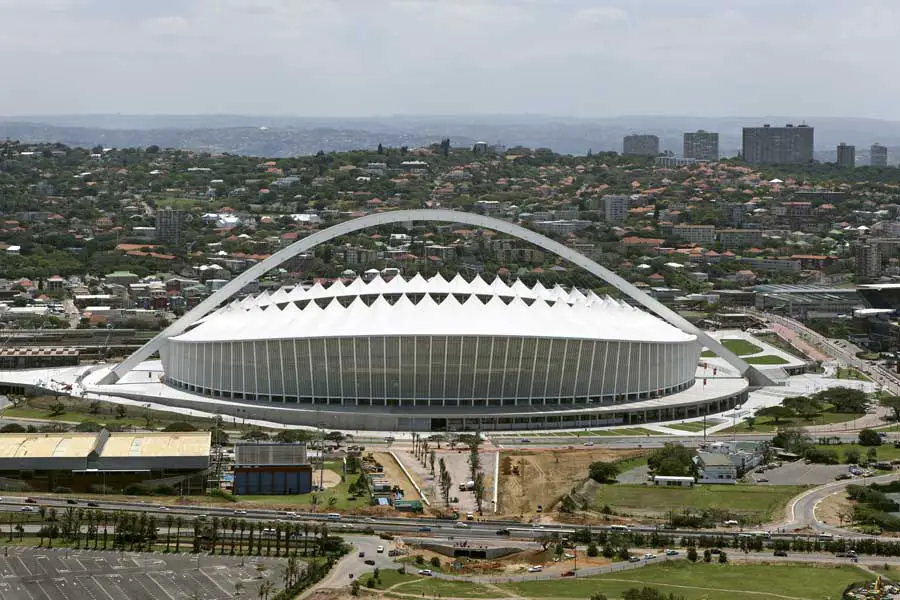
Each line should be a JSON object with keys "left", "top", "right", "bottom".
{"left": 0, "top": 547, "right": 288, "bottom": 600}
{"left": 754, "top": 460, "right": 848, "bottom": 486}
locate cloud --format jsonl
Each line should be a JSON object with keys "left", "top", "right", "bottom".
{"left": 0, "top": 0, "right": 898, "bottom": 119}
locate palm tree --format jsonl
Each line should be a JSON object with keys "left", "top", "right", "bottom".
{"left": 165, "top": 514, "right": 174, "bottom": 552}
{"left": 174, "top": 516, "right": 183, "bottom": 553}
{"left": 246, "top": 521, "right": 255, "bottom": 556}
{"left": 38, "top": 505, "right": 47, "bottom": 547}
{"left": 283, "top": 523, "right": 292, "bottom": 557}
{"left": 219, "top": 517, "right": 229, "bottom": 555}
{"left": 273, "top": 523, "right": 282, "bottom": 557}
{"left": 257, "top": 580, "right": 274, "bottom": 600}
{"left": 230, "top": 519, "right": 238, "bottom": 555}
{"left": 301, "top": 523, "right": 309, "bottom": 556}
{"left": 211, "top": 516, "right": 220, "bottom": 554}
{"left": 310, "top": 524, "right": 320, "bottom": 557}
{"left": 101, "top": 511, "right": 109, "bottom": 550}
{"left": 238, "top": 519, "right": 247, "bottom": 555}
{"left": 46, "top": 507, "right": 58, "bottom": 548}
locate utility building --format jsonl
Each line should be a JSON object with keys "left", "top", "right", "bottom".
{"left": 233, "top": 443, "right": 313, "bottom": 495}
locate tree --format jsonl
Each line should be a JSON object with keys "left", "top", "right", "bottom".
{"left": 648, "top": 443, "right": 696, "bottom": 477}
{"left": 589, "top": 461, "right": 620, "bottom": 483}
{"left": 586, "top": 542, "right": 599, "bottom": 557}
{"left": 859, "top": 428, "right": 882, "bottom": 446}
{"left": 473, "top": 472, "right": 486, "bottom": 513}
{"left": 702, "top": 548, "right": 712, "bottom": 562}
{"left": 115, "top": 404, "right": 127, "bottom": 419}
{"left": 242, "top": 429, "right": 270, "bottom": 442}
{"left": 687, "top": 547, "right": 698, "bottom": 562}
{"left": 756, "top": 405, "right": 795, "bottom": 425}
{"left": 48, "top": 401, "right": 66, "bottom": 416}
{"left": 163, "top": 421, "right": 198, "bottom": 432}
{"left": 429, "top": 450, "right": 436, "bottom": 477}
{"left": 89, "top": 400, "right": 102, "bottom": 414}
{"left": 0, "top": 423, "right": 26, "bottom": 433}
{"left": 881, "top": 395, "right": 900, "bottom": 422}
{"left": 845, "top": 448, "right": 861, "bottom": 465}
{"left": 744, "top": 416, "right": 756, "bottom": 431}
{"left": 718, "top": 550, "right": 728, "bottom": 563}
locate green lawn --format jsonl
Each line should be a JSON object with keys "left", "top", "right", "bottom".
{"left": 815, "top": 443, "right": 900, "bottom": 462}
{"left": 362, "top": 568, "right": 416, "bottom": 590}
{"left": 721, "top": 411, "right": 863, "bottom": 433}
{"left": 392, "top": 577, "right": 497, "bottom": 597}
{"left": 576, "top": 427, "right": 659, "bottom": 437}
{"left": 744, "top": 354, "right": 790, "bottom": 365}
{"left": 701, "top": 338, "right": 763, "bottom": 358}
{"left": 236, "top": 462, "right": 367, "bottom": 510}
{"left": 664, "top": 421, "right": 717, "bottom": 432}
{"left": 499, "top": 562, "right": 872, "bottom": 600}
{"left": 835, "top": 367, "right": 871, "bottom": 382}
{"left": 593, "top": 484, "right": 806, "bottom": 522}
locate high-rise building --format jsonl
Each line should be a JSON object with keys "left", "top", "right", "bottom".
{"left": 683, "top": 130, "right": 719, "bottom": 161}
{"left": 741, "top": 124, "right": 814, "bottom": 164}
{"left": 836, "top": 143, "right": 856, "bottom": 168}
{"left": 623, "top": 135, "right": 660, "bottom": 157}
{"left": 157, "top": 207, "right": 186, "bottom": 246}
{"left": 871, "top": 143, "right": 888, "bottom": 167}
{"left": 856, "top": 239, "right": 881, "bottom": 281}
{"left": 602, "top": 194, "right": 629, "bottom": 224}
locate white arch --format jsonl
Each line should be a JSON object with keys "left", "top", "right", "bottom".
{"left": 103, "top": 209, "right": 771, "bottom": 385}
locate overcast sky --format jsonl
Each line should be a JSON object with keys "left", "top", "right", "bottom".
{"left": 2, "top": 0, "right": 898, "bottom": 119}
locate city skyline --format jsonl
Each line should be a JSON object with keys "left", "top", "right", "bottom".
{"left": 1, "top": 0, "right": 899, "bottom": 118}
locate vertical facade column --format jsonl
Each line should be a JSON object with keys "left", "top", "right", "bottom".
{"left": 515, "top": 337, "right": 525, "bottom": 405}
{"left": 307, "top": 338, "right": 315, "bottom": 402}
{"left": 293, "top": 339, "right": 301, "bottom": 401}
{"left": 279, "top": 339, "right": 286, "bottom": 402}
{"left": 572, "top": 339, "right": 583, "bottom": 400}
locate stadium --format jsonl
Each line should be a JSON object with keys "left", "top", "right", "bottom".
{"left": 163, "top": 274, "right": 700, "bottom": 407}
{"left": 3, "top": 209, "right": 757, "bottom": 432}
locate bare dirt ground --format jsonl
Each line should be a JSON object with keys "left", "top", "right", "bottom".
{"left": 497, "top": 448, "right": 644, "bottom": 519}
{"left": 372, "top": 452, "right": 424, "bottom": 502}
{"left": 816, "top": 490, "right": 854, "bottom": 527}
{"left": 403, "top": 544, "right": 613, "bottom": 576}
{"left": 320, "top": 469, "right": 342, "bottom": 489}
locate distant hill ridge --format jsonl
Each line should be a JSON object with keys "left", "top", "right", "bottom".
{"left": 1, "top": 115, "right": 899, "bottom": 160}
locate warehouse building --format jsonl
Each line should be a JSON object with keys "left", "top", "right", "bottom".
{"left": 233, "top": 443, "right": 313, "bottom": 495}
{"left": 0, "top": 430, "right": 211, "bottom": 492}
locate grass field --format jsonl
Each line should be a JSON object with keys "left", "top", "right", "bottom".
{"left": 720, "top": 411, "right": 862, "bottom": 434}
{"left": 664, "top": 421, "right": 718, "bottom": 432}
{"left": 392, "top": 577, "right": 497, "bottom": 597}
{"left": 700, "top": 338, "right": 763, "bottom": 358}
{"left": 744, "top": 354, "right": 790, "bottom": 365}
{"left": 361, "top": 568, "right": 415, "bottom": 589}
{"left": 815, "top": 443, "right": 900, "bottom": 462}
{"left": 593, "top": 484, "right": 806, "bottom": 521}
{"left": 835, "top": 367, "right": 871, "bottom": 382}
{"left": 499, "top": 562, "right": 871, "bottom": 600}
{"left": 237, "top": 462, "right": 366, "bottom": 510}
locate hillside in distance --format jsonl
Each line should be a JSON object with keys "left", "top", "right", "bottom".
{"left": 2, "top": 115, "right": 900, "bottom": 159}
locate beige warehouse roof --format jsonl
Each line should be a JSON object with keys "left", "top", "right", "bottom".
{"left": 0, "top": 433, "right": 97, "bottom": 459}
{"left": 99, "top": 432, "right": 211, "bottom": 458}
{"left": 0, "top": 431, "right": 211, "bottom": 459}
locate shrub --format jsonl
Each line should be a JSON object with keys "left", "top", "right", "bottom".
{"left": 430, "top": 556, "right": 441, "bottom": 568}
{"left": 859, "top": 429, "right": 883, "bottom": 447}
{"left": 587, "top": 542, "right": 599, "bottom": 557}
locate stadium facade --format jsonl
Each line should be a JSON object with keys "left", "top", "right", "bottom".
{"left": 150, "top": 274, "right": 748, "bottom": 431}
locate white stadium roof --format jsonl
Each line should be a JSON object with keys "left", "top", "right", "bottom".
{"left": 177, "top": 274, "right": 694, "bottom": 343}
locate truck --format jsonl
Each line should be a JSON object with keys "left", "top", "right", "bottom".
{"left": 458, "top": 480, "right": 475, "bottom": 491}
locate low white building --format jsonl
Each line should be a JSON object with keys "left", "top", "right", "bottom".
{"left": 695, "top": 451, "right": 738, "bottom": 484}
{"left": 651, "top": 475, "right": 695, "bottom": 488}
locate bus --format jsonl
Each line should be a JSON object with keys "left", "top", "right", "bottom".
{"left": 326, "top": 513, "right": 342, "bottom": 521}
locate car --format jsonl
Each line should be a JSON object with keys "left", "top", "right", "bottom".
{"left": 774, "top": 550, "right": 788, "bottom": 557}
{"left": 195, "top": 515, "right": 208, "bottom": 521}
{"left": 87, "top": 501, "right": 98, "bottom": 507}
{"left": 358, "top": 551, "right": 365, "bottom": 558}
{"left": 664, "top": 549, "right": 679, "bottom": 556}
{"left": 583, "top": 441, "right": 594, "bottom": 447}
{"left": 527, "top": 566, "right": 543, "bottom": 573}
{"left": 159, "top": 506, "right": 169, "bottom": 511}
{"left": 519, "top": 438, "right": 531, "bottom": 443}
{"left": 417, "top": 569, "right": 433, "bottom": 576}
{"left": 66, "top": 499, "right": 78, "bottom": 505}
{"left": 710, "top": 548, "right": 721, "bottom": 554}
{"left": 496, "top": 528, "right": 510, "bottom": 536}
{"left": 418, "top": 526, "right": 432, "bottom": 532}
{"left": 756, "top": 477, "right": 769, "bottom": 483}
{"left": 454, "top": 522, "right": 470, "bottom": 529}
{"left": 376, "top": 545, "right": 385, "bottom": 553}
{"left": 629, "top": 556, "right": 641, "bottom": 563}
{"left": 20, "top": 506, "right": 35, "bottom": 513}
{"left": 643, "top": 553, "right": 657, "bottom": 560}
{"left": 364, "top": 559, "right": 375, "bottom": 566}
{"left": 24, "top": 498, "right": 37, "bottom": 504}
{"left": 835, "top": 473, "right": 851, "bottom": 481}
{"left": 723, "top": 520, "right": 739, "bottom": 527}
{"left": 561, "top": 570, "right": 576, "bottom": 577}
{"left": 233, "top": 509, "right": 247, "bottom": 515}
